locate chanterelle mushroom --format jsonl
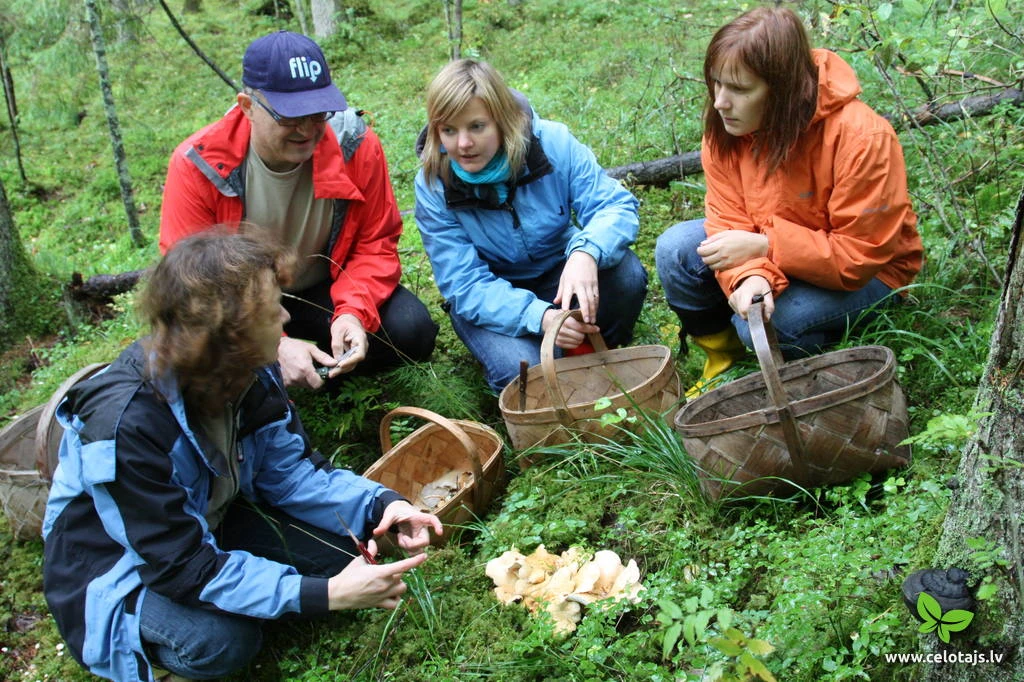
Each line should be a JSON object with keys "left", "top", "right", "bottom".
{"left": 485, "top": 546, "right": 645, "bottom": 635}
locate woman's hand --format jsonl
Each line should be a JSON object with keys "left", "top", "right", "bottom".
{"left": 697, "top": 230, "right": 769, "bottom": 271}
{"left": 541, "top": 308, "right": 599, "bottom": 351}
{"left": 728, "top": 276, "right": 774, "bottom": 320}
{"left": 554, "top": 251, "right": 600, "bottom": 323}
{"left": 278, "top": 337, "right": 338, "bottom": 389}
{"left": 373, "top": 500, "right": 443, "bottom": 554}
{"left": 327, "top": 543, "right": 428, "bottom": 610}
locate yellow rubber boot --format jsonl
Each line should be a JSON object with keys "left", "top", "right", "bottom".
{"left": 685, "top": 327, "right": 746, "bottom": 399}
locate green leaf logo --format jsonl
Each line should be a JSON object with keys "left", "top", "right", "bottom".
{"left": 916, "top": 592, "right": 974, "bottom": 643}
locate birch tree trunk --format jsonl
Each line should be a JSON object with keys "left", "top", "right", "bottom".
{"left": 84, "top": 0, "right": 145, "bottom": 247}
{"left": 920, "top": 186, "right": 1024, "bottom": 680}
{"left": 0, "top": 30, "right": 27, "bottom": 184}
{"left": 443, "top": 0, "right": 462, "bottom": 60}
{"left": 311, "top": 0, "right": 339, "bottom": 39}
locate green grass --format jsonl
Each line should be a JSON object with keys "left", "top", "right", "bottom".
{"left": 2, "top": 0, "right": 1022, "bottom": 680}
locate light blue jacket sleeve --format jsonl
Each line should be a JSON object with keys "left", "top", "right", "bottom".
{"left": 550, "top": 121, "right": 640, "bottom": 267}
{"left": 415, "top": 171, "right": 553, "bottom": 336}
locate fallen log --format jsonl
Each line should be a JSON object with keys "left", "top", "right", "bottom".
{"left": 65, "top": 88, "right": 1024, "bottom": 309}
{"left": 65, "top": 269, "right": 145, "bottom": 320}
{"left": 606, "top": 86, "right": 1024, "bottom": 187}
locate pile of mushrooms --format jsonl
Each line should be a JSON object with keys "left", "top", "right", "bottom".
{"left": 485, "top": 545, "right": 646, "bottom": 634}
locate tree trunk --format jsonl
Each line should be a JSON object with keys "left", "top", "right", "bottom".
{"left": 311, "top": 0, "right": 339, "bottom": 39}
{"left": 84, "top": 0, "right": 145, "bottom": 248}
{"left": 0, "top": 175, "right": 36, "bottom": 347}
{"left": 0, "top": 30, "right": 27, "bottom": 184}
{"left": 0, "top": 175, "right": 17, "bottom": 341}
{"left": 293, "top": 0, "right": 310, "bottom": 37}
{"left": 109, "top": 0, "right": 139, "bottom": 43}
{"left": 443, "top": 0, "right": 463, "bottom": 60}
{"left": 921, "top": 185, "right": 1024, "bottom": 680}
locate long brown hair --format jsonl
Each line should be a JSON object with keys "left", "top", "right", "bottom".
{"left": 140, "top": 228, "right": 294, "bottom": 414}
{"left": 703, "top": 6, "right": 818, "bottom": 174}
{"left": 420, "top": 59, "right": 529, "bottom": 185}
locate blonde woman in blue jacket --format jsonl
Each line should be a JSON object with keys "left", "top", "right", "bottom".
{"left": 415, "top": 59, "right": 648, "bottom": 392}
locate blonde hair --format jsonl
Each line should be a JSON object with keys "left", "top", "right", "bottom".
{"left": 420, "top": 59, "right": 529, "bottom": 185}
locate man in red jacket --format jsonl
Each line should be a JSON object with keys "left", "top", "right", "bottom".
{"left": 160, "top": 31, "right": 437, "bottom": 389}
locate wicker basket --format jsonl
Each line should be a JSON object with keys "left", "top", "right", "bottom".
{"left": 673, "top": 300, "right": 911, "bottom": 500}
{"left": 0, "top": 405, "right": 49, "bottom": 541}
{"left": 363, "top": 407, "right": 505, "bottom": 546}
{"left": 36, "top": 363, "right": 108, "bottom": 481}
{"left": 499, "top": 310, "right": 680, "bottom": 462}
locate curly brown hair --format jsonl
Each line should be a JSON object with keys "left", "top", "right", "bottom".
{"left": 703, "top": 6, "right": 818, "bottom": 175}
{"left": 139, "top": 228, "right": 295, "bottom": 414}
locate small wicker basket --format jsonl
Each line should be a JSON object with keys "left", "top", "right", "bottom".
{"left": 363, "top": 407, "right": 505, "bottom": 546}
{"left": 0, "top": 362, "right": 109, "bottom": 541}
{"left": 673, "top": 300, "right": 911, "bottom": 500}
{"left": 36, "top": 363, "right": 108, "bottom": 481}
{"left": 499, "top": 310, "right": 680, "bottom": 463}
{"left": 0, "top": 405, "right": 49, "bottom": 541}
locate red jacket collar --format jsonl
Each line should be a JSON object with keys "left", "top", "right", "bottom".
{"left": 189, "top": 106, "right": 363, "bottom": 201}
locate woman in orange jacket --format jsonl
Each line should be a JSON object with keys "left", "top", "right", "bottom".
{"left": 655, "top": 6, "right": 923, "bottom": 397}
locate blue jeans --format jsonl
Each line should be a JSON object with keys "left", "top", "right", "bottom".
{"left": 139, "top": 501, "right": 359, "bottom": 679}
{"left": 451, "top": 251, "right": 648, "bottom": 392}
{"left": 655, "top": 219, "right": 896, "bottom": 358}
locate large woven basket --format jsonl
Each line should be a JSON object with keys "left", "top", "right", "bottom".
{"left": 36, "top": 362, "right": 109, "bottom": 481}
{"left": 674, "top": 300, "right": 911, "bottom": 500}
{"left": 499, "top": 310, "right": 680, "bottom": 461}
{"left": 0, "top": 405, "right": 50, "bottom": 541}
{"left": 363, "top": 407, "right": 505, "bottom": 546}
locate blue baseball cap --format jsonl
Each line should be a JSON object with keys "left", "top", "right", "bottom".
{"left": 242, "top": 31, "right": 347, "bottom": 117}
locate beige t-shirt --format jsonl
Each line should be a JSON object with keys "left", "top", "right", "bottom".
{"left": 197, "top": 401, "right": 241, "bottom": 531}
{"left": 245, "top": 147, "right": 334, "bottom": 292}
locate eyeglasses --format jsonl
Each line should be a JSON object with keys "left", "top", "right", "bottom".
{"left": 250, "top": 94, "right": 335, "bottom": 127}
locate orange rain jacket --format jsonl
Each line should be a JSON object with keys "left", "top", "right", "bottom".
{"left": 159, "top": 107, "right": 402, "bottom": 333}
{"left": 702, "top": 48, "right": 923, "bottom": 298}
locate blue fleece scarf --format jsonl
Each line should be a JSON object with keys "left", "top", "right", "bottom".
{"left": 450, "top": 151, "right": 512, "bottom": 204}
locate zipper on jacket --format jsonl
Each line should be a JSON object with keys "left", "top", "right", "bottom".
{"left": 504, "top": 203, "right": 521, "bottom": 230}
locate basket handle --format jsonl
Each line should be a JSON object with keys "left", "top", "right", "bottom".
{"left": 35, "top": 362, "right": 109, "bottom": 481}
{"left": 747, "top": 297, "right": 809, "bottom": 480}
{"left": 378, "top": 406, "right": 486, "bottom": 512}
{"left": 539, "top": 309, "right": 609, "bottom": 427}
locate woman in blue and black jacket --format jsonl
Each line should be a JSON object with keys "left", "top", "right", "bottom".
{"left": 42, "top": 231, "right": 442, "bottom": 682}
{"left": 414, "top": 59, "right": 648, "bottom": 393}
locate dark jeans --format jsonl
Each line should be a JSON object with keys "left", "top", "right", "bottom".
{"left": 283, "top": 281, "right": 439, "bottom": 375}
{"left": 139, "top": 501, "right": 359, "bottom": 679}
{"left": 450, "top": 251, "right": 649, "bottom": 392}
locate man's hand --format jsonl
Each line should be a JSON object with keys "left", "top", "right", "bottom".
{"left": 373, "top": 500, "right": 443, "bottom": 554}
{"left": 279, "top": 337, "right": 337, "bottom": 389}
{"left": 326, "top": 543, "right": 427, "bottom": 610}
{"left": 697, "top": 230, "right": 769, "bottom": 271}
{"left": 728, "top": 275, "right": 774, "bottom": 320}
{"left": 327, "top": 314, "right": 369, "bottom": 378}
{"left": 541, "top": 308, "right": 599, "bottom": 351}
{"left": 554, "top": 251, "right": 600, "bottom": 324}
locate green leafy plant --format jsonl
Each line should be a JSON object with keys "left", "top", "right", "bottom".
{"left": 707, "top": 623, "right": 777, "bottom": 682}
{"left": 916, "top": 592, "right": 974, "bottom": 644}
